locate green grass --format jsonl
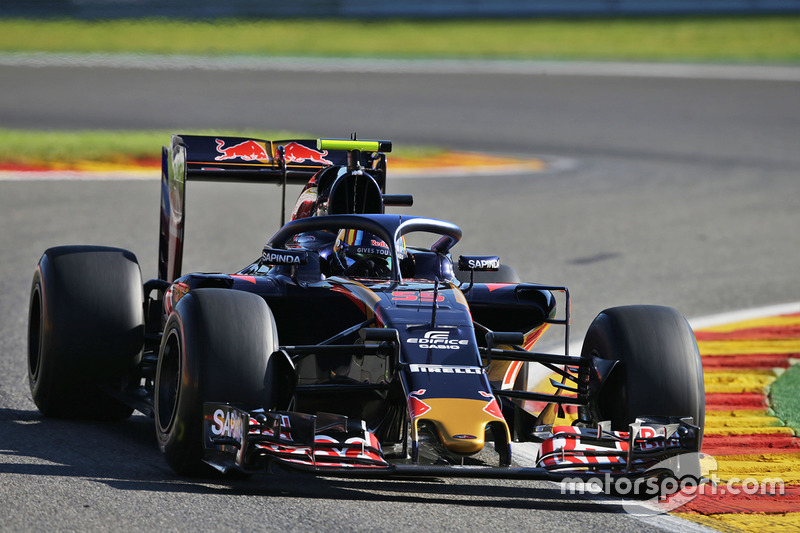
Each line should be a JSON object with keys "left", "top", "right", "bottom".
{"left": 1, "top": 16, "right": 799, "bottom": 62}
{"left": 771, "top": 365, "right": 800, "bottom": 435}
{"left": 0, "top": 128, "right": 442, "bottom": 167}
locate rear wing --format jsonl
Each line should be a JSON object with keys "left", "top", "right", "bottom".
{"left": 159, "top": 134, "right": 391, "bottom": 282}
{"left": 177, "top": 134, "right": 389, "bottom": 187}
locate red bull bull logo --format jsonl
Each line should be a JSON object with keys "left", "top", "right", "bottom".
{"left": 283, "top": 142, "right": 333, "bottom": 165}
{"left": 215, "top": 139, "right": 269, "bottom": 162}
{"left": 408, "top": 389, "right": 431, "bottom": 418}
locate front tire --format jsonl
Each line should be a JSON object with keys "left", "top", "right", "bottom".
{"left": 28, "top": 246, "right": 143, "bottom": 419}
{"left": 154, "top": 288, "right": 282, "bottom": 475}
{"left": 581, "top": 305, "right": 704, "bottom": 439}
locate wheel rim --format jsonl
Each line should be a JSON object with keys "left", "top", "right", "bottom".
{"left": 156, "top": 329, "right": 181, "bottom": 433}
{"left": 28, "top": 286, "right": 43, "bottom": 384}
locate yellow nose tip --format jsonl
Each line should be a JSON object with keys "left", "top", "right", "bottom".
{"left": 412, "top": 398, "right": 509, "bottom": 456}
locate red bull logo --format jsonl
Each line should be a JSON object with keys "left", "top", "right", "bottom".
{"left": 408, "top": 389, "right": 431, "bottom": 419}
{"left": 283, "top": 142, "right": 333, "bottom": 165}
{"left": 215, "top": 139, "right": 269, "bottom": 162}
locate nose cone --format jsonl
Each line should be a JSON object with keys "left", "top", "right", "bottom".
{"left": 412, "top": 398, "right": 509, "bottom": 455}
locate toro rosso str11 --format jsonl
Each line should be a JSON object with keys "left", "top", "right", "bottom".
{"left": 27, "top": 135, "right": 705, "bottom": 486}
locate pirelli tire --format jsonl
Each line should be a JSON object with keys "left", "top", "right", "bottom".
{"left": 581, "top": 305, "right": 705, "bottom": 441}
{"left": 27, "top": 246, "right": 144, "bottom": 420}
{"left": 154, "top": 288, "right": 282, "bottom": 475}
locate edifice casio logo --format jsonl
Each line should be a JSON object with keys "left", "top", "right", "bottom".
{"left": 405, "top": 330, "right": 469, "bottom": 350}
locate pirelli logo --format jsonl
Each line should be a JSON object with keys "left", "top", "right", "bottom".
{"left": 408, "top": 364, "right": 482, "bottom": 374}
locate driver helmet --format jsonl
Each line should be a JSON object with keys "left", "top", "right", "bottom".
{"left": 333, "top": 229, "right": 406, "bottom": 279}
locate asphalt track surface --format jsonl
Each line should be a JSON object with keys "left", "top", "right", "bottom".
{"left": 1, "top": 59, "right": 798, "bottom": 531}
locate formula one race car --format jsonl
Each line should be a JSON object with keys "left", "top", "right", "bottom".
{"left": 27, "top": 135, "right": 705, "bottom": 487}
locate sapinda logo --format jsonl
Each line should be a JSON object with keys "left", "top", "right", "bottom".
{"left": 210, "top": 408, "right": 243, "bottom": 443}
{"left": 468, "top": 258, "right": 499, "bottom": 270}
{"left": 460, "top": 255, "right": 500, "bottom": 271}
{"left": 262, "top": 249, "right": 307, "bottom": 265}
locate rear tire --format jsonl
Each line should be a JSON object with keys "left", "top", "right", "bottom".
{"left": 28, "top": 246, "right": 143, "bottom": 420}
{"left": 581, "top": 305, "right": 704, "bottom": 439}
{"left": 154, "top": 288, "right": 282, "bottom": 475}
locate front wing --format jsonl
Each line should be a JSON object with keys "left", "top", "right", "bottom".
{"left": 203, "top": 403, "right": 701, "bottom": 482}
